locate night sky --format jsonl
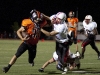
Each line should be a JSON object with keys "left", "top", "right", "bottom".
{"left": 0, "top": 0, "right": 100, "bottom": 33}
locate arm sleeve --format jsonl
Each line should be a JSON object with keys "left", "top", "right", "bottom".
{"left": 94, "top": 22, "right": 97, "bottom": 28}
{"left": 54, "top": 25, "right": 64, "bottom": 33}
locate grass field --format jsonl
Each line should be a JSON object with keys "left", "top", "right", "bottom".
{"left": 0, "top": 39, "right": 100, "bottom": 75}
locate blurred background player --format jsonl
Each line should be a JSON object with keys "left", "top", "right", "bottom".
{"left": 80, "top": 15, "right": 100, "bottom": 59}
{"left": 2, "top": 9, "right": 51, "bottom": 73}
{"left": 67, "top": 11, "right": 79, "bottom": 51}
{"left": 38, "top": 50, "right": 81, "bottom": 74}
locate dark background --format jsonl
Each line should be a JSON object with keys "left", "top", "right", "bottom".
{"left": 0, "top": 0, "right": 100, "bottom": 33}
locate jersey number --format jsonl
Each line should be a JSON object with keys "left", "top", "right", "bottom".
{"left": 32, "top": 28, "right": 40, "bottom": 38}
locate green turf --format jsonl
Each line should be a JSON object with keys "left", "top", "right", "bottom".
{"left": 0, "top": 39, "right": 100, "bottom": 75}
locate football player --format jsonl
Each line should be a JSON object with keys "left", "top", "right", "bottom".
{"left": 2, "top": 9, "right": 51, "bottom": 73}
{"left": 67, "top": 11, "right": 79, "bottom": 51}
{"left": 38, "top": 50, "right": 81, "bottom": 74}
{"left": 80, "top": 15, "right": 100, "bottom": 59}
{"left": 41, "top": 12, "right": 73, "bottom": 71}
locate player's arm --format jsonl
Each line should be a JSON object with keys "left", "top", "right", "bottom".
{"left": 79, "top": 28, "right": 84, "bottom": 33}
{"left": 17, "top": 26, "right": 29, "bottom": 41}
{"left": 41, "top": 58, "right": 55, "bottom": 69}
{"left": 93, "top": 28, "right": 98, "bottom": 35}
{"left": 41, "top": 28, "right": 58, "bottom": 36}
{"left": 42, "top": 13, "right": 52, "bottom": 27}
{"left": 42, "top": 13, "right": 50, "bottom": 20}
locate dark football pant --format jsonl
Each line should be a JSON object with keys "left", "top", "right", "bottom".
{"left": 81, "top": 38, "right": 100, "bottom": 55}
{"left": 56, "top": 41, "right": 69, "bottom": 66}
{"left": 71, "top": 31, "right": 77, "bottom": 44}
{"left": 15, "top": 42, "right": 37, "bottom": 63}
{"left": 70, "top": 31, "right": 77, "bottom": 44}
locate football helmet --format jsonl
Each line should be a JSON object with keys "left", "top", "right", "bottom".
{"left": 30, "top": 9, "right": 43, "bottom": 22}
{"left": 56, "top": 12, "right": 66, "bottom": 23}
{"left": 50, "top": 15, "right": 56, "bottom": 20}
{"left": 69, "top": 11, "right": 75, "bottom": 17}
{"left": 56, "top": 12, "right": 66, "bottom": 20}
{"left": 50, "top": 15, "right": 57, "bottom": 24}
{"left": 85, "top": 15, "right": 92, "bottom": 23}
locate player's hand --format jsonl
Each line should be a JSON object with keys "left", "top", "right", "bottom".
{"left": 68, "top": 22, "right": 73, "bottom": 27}
{"left": 22, "top": 35, "right": 30, "bottom": 41}
{"left": 87, "top": 34, "right": 95, "bottom": 39}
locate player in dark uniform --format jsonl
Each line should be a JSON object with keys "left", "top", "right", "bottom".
{"left": 2, "top": 9, "right": 50, "bottom": 73}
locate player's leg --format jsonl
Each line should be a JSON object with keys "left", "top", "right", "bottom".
{"left": 56, "top": 42, "right": 64, "bottom": 71}
{"left": 61, "top": 46, "right": 69, "bottom": 74}
{"left": 28, "top": 44, "right": 37, "bottom": 66}
{"left": 72, "top": 30, "right": 79, "bottom": 52}
{"left": 38, "top": 58, "right": 55, "bottom": 72}
{"left": 76, "top": 63, "right": 81, "bottom": 69}
{"left": 56, "top": 41, "right": 62, "bottom": 63}
{"left": 81, "top": 38, "right": 90, "bottom": 59}
{"left": 2, "top": 42, "right": 28, "bottom": 73}
{"left": 57, "top": 43, "right": 69, "bottom": 72}
{"left": 62, "top": 45, "right": 69, "bottom": 66}
{"left": 90, "top": 41, "right": 100, "bottom": 59}
{"left": 74, "top": 57, "right": 81, "bottom": 69}
{"left": 73, "top": 38, "right": 78, "bottom": 51}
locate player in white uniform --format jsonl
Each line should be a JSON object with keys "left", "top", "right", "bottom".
{"left": 41, "top": 12, "right": 73, "bottom": 71}
{"left": 38, "top": 50, "right": 81, "bottom": 74}
{"left": 80, "top": 15, "right": 100, "bottom": 59}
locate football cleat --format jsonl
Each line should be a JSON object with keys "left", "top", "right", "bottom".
{"left": 56, "top": 64, "right": 64, "bottom": 71}
{"left": 98, "top": 53, "right": 100, "bottom": 60}
{"left": 38, "top": 68, "right": 44, "bottom": 72}
{"left": 62, "top": 67, "right": 68, "bottom": 74}
{"left": 2, "top": 67, "right": 10, "bottom": 73}
{"left": 62, "top": 71, "right": 67, "bottom": 74}
{"left": 75, "top": 51, "right": 81, "bottom": 58}
{"left": 76, "top": 51, "right": 80, "bottom": 56}
{"left": 30, "top": 61, "right": 34, "bottom": 67}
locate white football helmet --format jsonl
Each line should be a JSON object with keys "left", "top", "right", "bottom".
{"left": 85, "top": 15, "right": 92, "bottom": 23}
{"left": 50, "top": 15, "right": 56, "bottom": 20}
{"left": 56, "top": 12, "right": 66, "bottom": 21}
{"left": 50, "top": 15, "right": 57, "bottom": 24}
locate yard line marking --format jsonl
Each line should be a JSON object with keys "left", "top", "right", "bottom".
{"left": 0, "top": 63, "right": 100, "bottom": 66}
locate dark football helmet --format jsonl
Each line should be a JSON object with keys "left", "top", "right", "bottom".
{"left": 30, "top": 9, "right": 43, "bottom": 22}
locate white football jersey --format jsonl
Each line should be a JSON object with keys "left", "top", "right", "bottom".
{"left": 53, "top": 22, "right": 69, "bottom": 43}
{"left": 83, "top": 20, "right": 97, "bottom": 34}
